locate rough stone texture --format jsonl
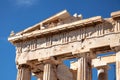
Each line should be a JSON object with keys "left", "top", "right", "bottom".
{"left": 8, "top": 10, "right": 120, "bottom": 80}
{"left": 56, "top": 64, "right": 73, "bottom": 80}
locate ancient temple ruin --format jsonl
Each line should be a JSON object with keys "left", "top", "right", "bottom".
{"left": 8, "top": 10, "right": 120, "bottom": 80}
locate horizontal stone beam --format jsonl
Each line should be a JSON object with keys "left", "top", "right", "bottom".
{"left": 92, "top": 54, "right": 116, "bottom": 67}
{"left": 70, "top": 54, "right": 116, "bottom": 70}
{"left": 111, "top": 11, "right": 120, "bottom": 19}
{"left": 8, "top": 16, "right": 103, "bottom": 43}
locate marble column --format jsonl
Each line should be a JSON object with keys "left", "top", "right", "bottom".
{"left": 16, "top": 65, "right": 31, "bottom": 80}
{"left": 77, "top": 53, "right": 92, "bottom": 80}
{"left": 43, "top": 63, "right": 57, "bottom": 80}
{"left": 116, "top": 51, "right": 120, "bottom": 80}
{"left": 97, "top": 66, "right": 109, "bottom": 80}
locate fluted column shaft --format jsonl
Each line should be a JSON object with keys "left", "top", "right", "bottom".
{"left": 16, "top": 65, "right": 31, "bottom": 80}
{"left": 116, "top": 51, "right": 120, "bottom": 80}
{"left": 43, "top": 64, "right": 51, "bottom": 80}
{"left": 97, "top": 66, "right": 109, "bottom": 80}
{"left": 43, "top": 63, "right": 57, "bottom": 80}
{"left": 77, "top": 54, "right": 92, "bottom": 80}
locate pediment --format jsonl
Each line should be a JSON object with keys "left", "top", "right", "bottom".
{"left": 16, "top": 10, "right": 81, "bottom": 35}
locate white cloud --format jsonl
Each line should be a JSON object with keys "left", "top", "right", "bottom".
{"left": 16, "top": 0, "right": 37, "bottom": 6}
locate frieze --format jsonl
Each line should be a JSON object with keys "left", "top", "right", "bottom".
{"left": 17, "top": 20, "right": 120, "bottom": 53}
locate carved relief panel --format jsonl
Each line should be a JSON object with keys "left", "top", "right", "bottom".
{"left": 37, "top": 38, "right": 46, "bottom": 48}
{"left": 17, "top": 20, "right": 120, "bottom": 53}
{"left": 46, "top": 36, "right": 52, "bottom": 46}
{"left": 16, "top": 43, "right": 22, "bottom": 53}
{"left": 52, "top": 34, "right": 60, "bottom": 45}
{"left": 29, "top": 39, "right": 37, "bottom": 50}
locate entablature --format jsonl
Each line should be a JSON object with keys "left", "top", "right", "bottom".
{"left": 8, "top": 10, "right": 120, "bottom": 65}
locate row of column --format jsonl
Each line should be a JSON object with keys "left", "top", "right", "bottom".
{"left": 16, "top": 63, "right": 57, "bottom": 80}
{"left": 16, "top": 51, "right": 120, "bottom": 80}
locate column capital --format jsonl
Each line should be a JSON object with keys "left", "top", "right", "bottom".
{"left": 43, "top": 57, "right": 62, "bottom": 65}
{"left": 77, "top": 52, "right": 90, "bottom": 58}
{"left": 77, "top": 52, "right": 96, "bottom": 59}
{"left": 17, "top": 64, "right": 31, "bottom": 70}
{"left": 96, "top": 65, "right": 110, "bottom": 70}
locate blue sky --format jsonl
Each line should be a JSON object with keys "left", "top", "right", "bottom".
{"left": 0, "top": 0, "right": 120, "bottom": 80}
